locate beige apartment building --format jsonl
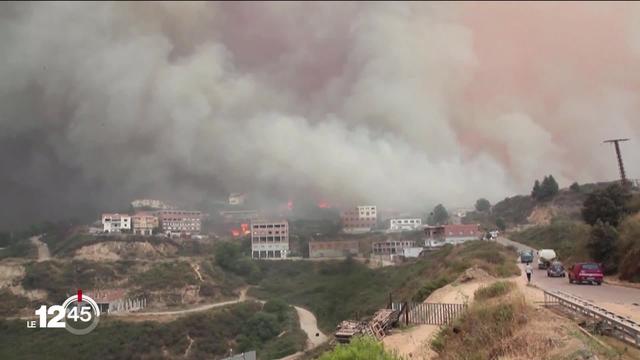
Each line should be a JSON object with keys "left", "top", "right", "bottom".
{"left": 132, "top": 212, "right": 159, "bottom": 235}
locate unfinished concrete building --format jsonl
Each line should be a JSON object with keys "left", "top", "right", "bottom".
{"left": 371, "top": 240, "right": 416, "bottom": 256}
{"left": 251, "top": 220, "right": 289, "bottom": 259}
{"left": 308, "top": 239, "right": 359, "bottom": 258}
{"left": 341, "top": 205, "right": 377, "bottom": 233}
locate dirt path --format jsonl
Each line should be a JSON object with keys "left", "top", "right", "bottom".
{"left": 113, "top": 287, "right": 325, "bottom": 358}
{"left": 114, "top": 287, "right": 249, "bottom": 317}
{"left": 184, "top": 335, "right": 194, "bottom": 358}
{"left": 30, "top": 235, "right": 50, "bottom": 261}
{"left": 294, "top": 306, "right": 328, "bottom": 348}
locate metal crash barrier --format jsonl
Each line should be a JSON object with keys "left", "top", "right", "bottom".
{"left": 543, "top": 290, "right": 640, "bottom": 348}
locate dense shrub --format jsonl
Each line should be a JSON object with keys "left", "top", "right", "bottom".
{"left": 432, "top": 294, "right": 528, "bottom": 359}
{"left": 474, "top": 281, "right": 514, "bottom": 301}
{"left": 617, "top": 217, "right": 640, "bottom": 282}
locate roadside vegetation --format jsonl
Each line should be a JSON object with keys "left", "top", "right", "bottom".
{"left": 510, "top": 183, "right": 640, "bottom": 281}
{"left": 215, "top": 240, "right": 519, "bottom": 332}
{"left": 318, "top": 336, "right": 400, "bottom": 360}
{"left": 473, "top": 281, "right": 514, "bottom": 301}
{"left": 431, "top": 284, "right": 529, "bottom": 359}
{"left": 0, "top": 301, "right": 305, "bottom": 360}
{"left": 432, "top": 280, "right": 639, "bottom": 360}
{"left": 509, "top": 220, "right": 591, "bottom": 263}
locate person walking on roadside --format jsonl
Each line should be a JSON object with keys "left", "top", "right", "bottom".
{"left": 525, "top": 263, "right": 533, "bottom": 284}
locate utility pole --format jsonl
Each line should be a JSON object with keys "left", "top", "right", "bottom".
{"left": 603, "top": 138, "right": 630, "bottom": 188}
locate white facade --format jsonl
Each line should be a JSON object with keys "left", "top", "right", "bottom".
{"left": 251, "top": 221, "right": 289, "bottom": 259}
{"left": 389, "top": 218, "right": 422, "bottom": 231}
{"left": 102, "top": 213, "right": 131, "bottom": 233}
{"left": 403, "top": 247, "right": 424, "bottom": 258}
{"left": 424, "top": 239, "right": 446, "bottom": 249}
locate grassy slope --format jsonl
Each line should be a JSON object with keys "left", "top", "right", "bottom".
{"left": 0, "top": 301, "right": 305, "bottom": 360}
{"left": 509, "top": 221, "right": 591, "bottom": 263}
{"left": 250, "top": 241, "right": 519, "bottom": 332}
{"left": 20, "top": 258, "right": 245, "bottom": 307}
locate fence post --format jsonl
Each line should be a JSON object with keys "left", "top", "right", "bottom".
{"left": 388, "top": 293, "right": 392, "bottom": 309}
{"left": 404, "top": 302, "right": 409, "bottom": 325}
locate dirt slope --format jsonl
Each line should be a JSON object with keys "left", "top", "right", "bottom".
{"left": 383, "top": 267, "right": 496, "bottom": 359}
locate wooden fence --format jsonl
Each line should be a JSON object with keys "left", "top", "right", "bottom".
{"left": 391, "top": 302, "right": 467, "bottom": 325}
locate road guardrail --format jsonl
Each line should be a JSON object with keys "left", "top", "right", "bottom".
{"left": 543, "top": 290, "right": 640, "bottom": 348}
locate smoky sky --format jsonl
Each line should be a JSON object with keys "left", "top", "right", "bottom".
{"left": 1, "top": 2, "right": 639, "bottom": 228}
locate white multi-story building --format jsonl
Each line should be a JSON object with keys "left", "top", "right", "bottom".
{"left": 251, "top": 221, "right": 289, "bottom": 259}
{"left": 389, "top": 218, "right": 422, "bottom": 232}
{"left": 102, "top": 213, "right": 131, "bottom": 233}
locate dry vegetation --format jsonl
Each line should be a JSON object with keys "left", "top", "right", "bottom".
{"left": 430, "top": 279, "right": 637, "bottom": 360}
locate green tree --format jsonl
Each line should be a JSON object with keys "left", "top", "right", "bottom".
{"left": 531, "top": 176, "right": 559, "bottom": 201}
{"left": 531, "top": 180, "right": 541, "bottom": 199}
{"left": 318, "top": 336, "right": 401, "bottom": 360}
{"left": 245, "top": 312, "right": 280, "bottom": 342}
{"left": 215, "top": 241, "right": 242, "bottom": 271}
{"left": 617, "top": 217, "right": 640, "bottom": 282}
{"left": 428, "top": 204, "right": 449, "bottom": 225}
{"left": 495, "top": 217, "right": 506, "bottom": 231}
{"left": 587, "top": 220, "right": 619, "bottom": 274}
{"left": 569, "top": 182, "right": 580, "bottom": 192}
{"left": 581, "top": 184, "right": 630, "bottom": 227}
{"left": 537, "top": 175, "right": 558, "bottom": 200}
{"left": 475, "top": 198, "right": 491, "bottom": 212}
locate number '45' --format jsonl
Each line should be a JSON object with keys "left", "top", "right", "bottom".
{"left": 67, "top": 306, "right": 92, "bottom": 322}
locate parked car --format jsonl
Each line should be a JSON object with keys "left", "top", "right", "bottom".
{"left": 547, "top": 261, "right": 565, "bottom": 277}
{"left": 568, "top": 262, "right": 603, "bottom": 285}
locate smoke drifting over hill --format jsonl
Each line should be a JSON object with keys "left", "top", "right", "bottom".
{"left": 1, "top": 2, "right": 639, "bottom": 227}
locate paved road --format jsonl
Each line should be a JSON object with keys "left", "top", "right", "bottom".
{"left": 496, "top": 237, "right": 640, "bottom": 309}
{"left": 30, "top": 235, "right": 50, "bottom": 261}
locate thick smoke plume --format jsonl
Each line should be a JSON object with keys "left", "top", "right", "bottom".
{"left": 1, "top": 2, "right": 639, "bottom": 228}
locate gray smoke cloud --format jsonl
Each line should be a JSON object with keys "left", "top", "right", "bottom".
{"left": 1, "top": 2, "right": 639, "bottom": 228}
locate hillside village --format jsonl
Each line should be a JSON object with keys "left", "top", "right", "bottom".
{"left": 1, "top": 178, "right": 640, "bottom": 359}
{"left": 95, "top": 196, "right": 492, "bottom": 262}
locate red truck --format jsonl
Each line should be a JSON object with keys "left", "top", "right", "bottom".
{"left": 568, "top": 262, "right": 604, "bottom": 285}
